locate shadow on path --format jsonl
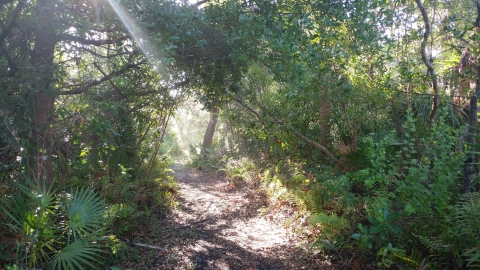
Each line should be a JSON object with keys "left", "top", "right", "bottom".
{"left": 128, "top": 163, "right": 334, "bottom": 270}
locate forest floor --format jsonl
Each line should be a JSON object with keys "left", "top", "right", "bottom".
{"left": 120, "top": 162, "right": 339, "bottom": 269}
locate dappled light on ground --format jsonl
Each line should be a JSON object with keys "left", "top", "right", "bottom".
{"left": 122, "top": 162, "right": 333, "bottom": 269}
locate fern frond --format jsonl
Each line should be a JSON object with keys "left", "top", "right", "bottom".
{"left": 464, "top": 246, "right": 480, "bottom": 268}
{"left": 415, "top": 234, "right": 442, "bottom": 253}
{"left": 393, "top": 249, "right": 430, "bottom": 270}
{"left": 454, "top": 192, "right": 480, "bottom": 266}
{"left": 104, "top": 203, "right": 135, "bottom": 226}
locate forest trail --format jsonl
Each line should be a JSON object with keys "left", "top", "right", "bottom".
{"left": 128, "top": 162, "right": 334, "bottom": 269}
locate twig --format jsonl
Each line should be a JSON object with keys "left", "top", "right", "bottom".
{"left": 133, "top": 242, "right": 165, "bottom": 251}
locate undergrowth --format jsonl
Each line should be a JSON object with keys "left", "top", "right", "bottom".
{"left": 0, "top": 156, "right": 178, "bottom": 269}
{"left": 217, "top": 112, "right": 479, "bottom": 269}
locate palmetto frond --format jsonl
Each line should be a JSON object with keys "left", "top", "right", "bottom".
{"left": 64, "top": 188, "right": 106, "bottom": 242}
{"left": 335, "top": 137, "right": 372, "bottom": 171}
{"left": 49, "top": 240, "right": 104, "bottom": 270}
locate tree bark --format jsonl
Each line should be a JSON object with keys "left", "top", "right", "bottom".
{"left": 201, "top": 105, "right": 219, "bottom": 154}
{"left": 30, "top": 0, "right": 57, "bottom": 188}
{"left": 415, "top": 0, "right": 439, "bottom": 123}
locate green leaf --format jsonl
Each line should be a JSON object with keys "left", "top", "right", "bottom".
{"left": 352, "top": 233, "right": 362, "bottom": 240}
{"left": 64, "top": 188, "right": 106, "bottom": 241}
{"left": 370, "top": 223, "right": 383, "bottom": 235}
{"left": 386, "top": 223, "right": 402, "bottom": 235}
{"left": 383, "top": 208, "right": 389, "bottom": 219}
{"left": 49, "top": 240, "right": 104, "bottom": 270}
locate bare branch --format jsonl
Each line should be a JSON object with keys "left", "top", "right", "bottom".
{"left": 228, "top": 94, "right": 262, "bottom": 120}
{"left": 133, "top": 242, "right": 165, "bottom": 251}
{"left": 227, "top": 90, "right": 338, "bottom": 161}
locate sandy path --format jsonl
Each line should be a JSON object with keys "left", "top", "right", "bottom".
{"left": 127, "top": 163, "right": 333, "bottom": 269}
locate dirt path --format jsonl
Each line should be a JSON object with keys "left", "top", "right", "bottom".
{"left": 126, "top": 163, "right": 334, "bottom": 269}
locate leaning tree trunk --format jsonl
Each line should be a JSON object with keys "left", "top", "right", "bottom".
{"left": 29, "top": 0, "right": 57, "bottom": 188}
{"left": 201, "top": 105, "right": 219, "bottom": 154}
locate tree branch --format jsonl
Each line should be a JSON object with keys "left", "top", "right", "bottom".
{"left": 93, "top": 62, "right": 127, "bottom": 99}
{"left": 415, "top": 0, "right": 439, "bottom": 123}
{"left": 133, "top": 242, "right": 165, "bottom": 251}
{"left": 194, "top": 0, "right": 210, "bottom": 7}
{"left": 476, "top": 0, "right": 480, "bottom": 27}
{"left": 59, "top": 63, "right": 143, "bottom": 95}
{"left": 59, "top": 34, "right": 129, "bottom": 46}
{"left": 228, "top": 94, "right": 262, "bottom": 120}
{"left": 0, "top": 0, "right": 25, "bottom": 41}
{"left": 228, "top": 91, "right": 337, "bottom": 161}
{"left": 73, "top": 46, "right": 140, "bottom": 59}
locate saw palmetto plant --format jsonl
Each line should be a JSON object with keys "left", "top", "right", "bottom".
{"left": 2, "top": 183, "right": 106, "bottom": 269}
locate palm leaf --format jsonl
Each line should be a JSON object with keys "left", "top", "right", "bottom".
{"left": 48, "top": 240, "right": 104, "bottom": 270}
{"left": 2, "top": 193, "right": 30, "bottom": 232}
{"left": 64, "top": 188, "right": 106, "bottom": 242}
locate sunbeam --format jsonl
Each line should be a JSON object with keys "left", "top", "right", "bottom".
{"left": 105, "top": 0, "right": 163, "bottom": 71}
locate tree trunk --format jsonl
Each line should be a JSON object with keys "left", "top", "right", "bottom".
{"left": 463, "top": 2, "right": 480, "bottom": 193}
{"left": 415, "top": 0, "right": 440, "bottom": 123}
{"left": 29, "top": 0, "right": 57, "bottom": 188}
{"left": 201, "top": 106, "right": 219, "bottom": 154}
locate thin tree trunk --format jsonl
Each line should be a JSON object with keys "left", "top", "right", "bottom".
{"left": 415, "top": 0, "right": 440, "bottom": 123}
{"left": 30, "top": 0, "right": 57, "bottom": 188}
{"left": 463, "top": 1, "right": 480, "bottom": 193}
{"left": 463, "top": 85, "right": 479, "bottom": 193}
{"left": 201, "top": 105, "right": 219, "bottom": 154}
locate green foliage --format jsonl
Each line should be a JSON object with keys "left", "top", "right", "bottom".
{"left": 417, "top": 192, "right": 480, "bottom": 268}
{"left": 1, "top": 183, "right": 107, "bottom": 269}
{"left": 1, "top": 0, "right": 479, "bottom": 269}
{"left": 311, "top": 213, "right": 350, "bottom": 239}
{"left": 49, "top": 240, "right": 103, "bottom": 270}
{"left": 351, "top": 209, "right": 402, "bottom": 255}
{"left": 224, "top": 157, "right": 258, "bottom": 184}
{"left": 64, "top": 188, "right": 106, "bottom": 242}
{"left": 94, "top": 155, "right": 178, "bottom": 237}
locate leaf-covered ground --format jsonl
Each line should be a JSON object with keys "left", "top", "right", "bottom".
{"left": 121, "top": 163, "right": 338, "bottom": 269}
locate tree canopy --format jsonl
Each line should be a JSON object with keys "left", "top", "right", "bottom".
{"left": 2, "top": 0, "right": 480, "bottom": 268}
